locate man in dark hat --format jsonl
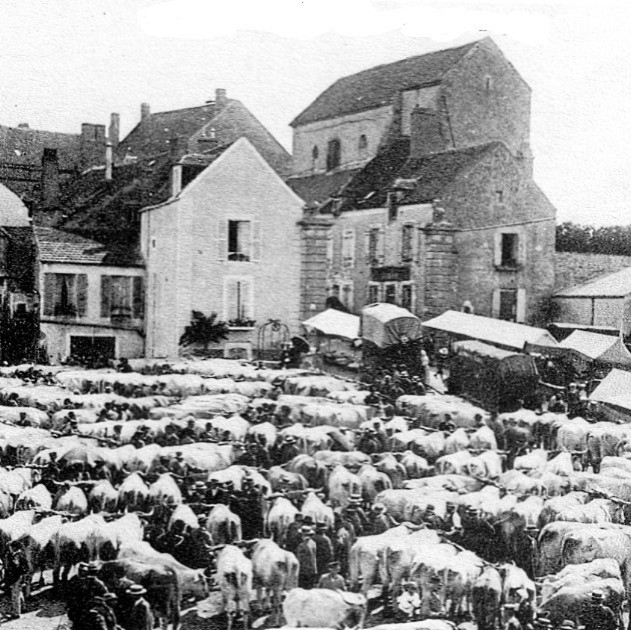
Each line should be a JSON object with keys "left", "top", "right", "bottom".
{"left": 87, "top": 592, "right": 119, "bottom": 630}
{"left": 85, "top": 561, "right": 109, "bottom": 601}
{"left": 285, "top": 513, "right": 304, "bottom": 554}
{"left": 205, "top": 478, "right": 227, "bottom": 505}
{"left": 369, "top": 503, "right": 396, "bottom": 535}
{"left": 343, "top": 496, "right": 367, "bottom": 537}
{"left": 127, "top": 584, "right": 154, "bottom": 630}
{"left": 296, "top": 526, "right": 318, "bottom": 589}
{"left": 578, "top": 590, "right": 617, "bottom": 630}
{"left": 5, "top": 540, "right": 29, "bottom": 619}
{"left": 442, "top": 501, "right": 461, "bottom": 533}
{"left": 277, "top": 435, "right": 301, "bottom": 465}
{"left": 169, "top": 451, "right": 188, "bottom": 479}
{"left": 313, "top": 522, "right": 334, "bottom": 576}
{"left": 317, "top": 561, "right": 346, "bottom": 590}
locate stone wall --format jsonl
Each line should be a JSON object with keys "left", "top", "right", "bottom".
{"left": 422, "top": 222, "right": 458, "bottom": 319}
{"left": 299, "top": 215, "right": 333, "bottom": 321}
{"left": 555, "top": 252, "right": 631, "bottom": 292}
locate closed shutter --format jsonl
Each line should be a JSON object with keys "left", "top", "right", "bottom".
{"left": 216, "top": 219, "right": 228, "bottom": 261}
{"left": 494, "top": 232, "right": 503, "bottom": 267}
{"left": 342, "top": 228, "right": 355, "bottom": 268}
{"left": 240, "top": 278, "right": 253, "bottom": 320}
{"left": 518, "top": 232, "right": 527, "bottom": 266}
{"left": 377, "top": 226, "right": 386, "bottom": 264}
{"left": 364, "top": 229, "right": 372, "bottom": 261}
{"left": 326, "top": 235, "right": 333, "bottom": 267}
{"left": 132, "top": 276, "right": 145, "bottom": 319}
{"left": 101, "top": 275, "right": 112, "bottom": 318}
{"left": 76, "top": 274, "right": 88, "bottom": 318}
{"left": 43, "top": 274, "right": 56, "bottom": 317}
{"left": 251, "top": 221, "right": 262, "bottom": 262}
{"left": 491, "top": 289, "right": 501, "bottom": 318}
{"left": 516, "top": 288, "right": 527, "bottom": 323}
{"left": 225, "top": 278, "right": 239, "bottom": 321}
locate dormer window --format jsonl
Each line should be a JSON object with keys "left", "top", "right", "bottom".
{"left": 358, "top": 134, "right": 368, "bottom": 153}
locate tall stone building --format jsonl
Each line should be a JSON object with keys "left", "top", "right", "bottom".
{"left": 290, "top": 37, "right": 556, "bottom": 325}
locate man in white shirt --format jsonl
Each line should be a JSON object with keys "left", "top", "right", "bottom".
{"left": 396, "top": 581, "right": 420, "bottom": 620}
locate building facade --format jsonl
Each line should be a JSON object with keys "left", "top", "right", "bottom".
{"left": 291, "top": 38, "right": 556, "bottom": 326}
{"left": 141, "top": 138, "right": 303, "bottom": 358}
{"left": 36, "top": 227, "right": 144, "bottom": 362}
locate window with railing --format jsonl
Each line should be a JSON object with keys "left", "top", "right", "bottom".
{"left": 43, "top": 273, "right": 87, "bottom": 318}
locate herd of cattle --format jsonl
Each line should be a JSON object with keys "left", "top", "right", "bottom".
{"left": 0, "top": 359, "right": 631, "bottom": 629}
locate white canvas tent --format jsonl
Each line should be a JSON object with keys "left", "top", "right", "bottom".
{"left": 422, "top": 310, "right": 558, "bottom": 352}
{"left": 302, "top": 309, "right": 360, "bottom": 340}
{"left": 558, "top": 330, "right": 631, "bottom": 368}
{"left": 590, "top": 368, "right": 631, "bottom": 412}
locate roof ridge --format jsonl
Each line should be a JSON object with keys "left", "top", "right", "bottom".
{"left": 147, "top": 100, "right": 234, "bottom": 118}
{"left": 334, "top": 39, "right": 480, "bottom": 83}
{"left": 0, "top": 123, "right": 79, "bottom": 138}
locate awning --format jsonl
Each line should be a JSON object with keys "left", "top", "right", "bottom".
{"left": 422, "top": 310, "right": 558, "bottom": 352}
{"left": 590, "top": 368, "right": 631, "bottom": 411}
{"left": 302, "top": 309, "right": 360, "bottom": 340}
{"left": 558, "top": 330, "right": 631, "bottom": 367}
{"left": 360, "top": 303, "right": 421, "bottom": 348}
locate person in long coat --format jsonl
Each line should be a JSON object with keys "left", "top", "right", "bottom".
{"left": 296, "top": 527, "right": 318, "bottom": 589}
{"left": 313, "top": 523, "right": 333, "bottom": 576}
{"left": 126, "top": 584, "right": 154, "bottom": 630}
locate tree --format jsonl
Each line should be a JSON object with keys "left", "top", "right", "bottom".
{"left": 179, "top": 311, "right": 229, "bottom": 354}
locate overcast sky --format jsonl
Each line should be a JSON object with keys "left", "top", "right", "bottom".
{"left": 2, "top": 0, "right": 629, "bottom": 225}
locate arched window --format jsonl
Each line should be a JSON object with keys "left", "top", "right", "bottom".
{"left": 326, "top": 139, "right": 341, "bottom": 171}
{"left": 358, "top": 134, "right": 368, "bottom": 151}
{"left": 312, "top": 145, "right": 319, "bottom": 161}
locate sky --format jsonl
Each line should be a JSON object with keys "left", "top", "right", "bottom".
{"left": 1, "top": 0, "right": 630, "bottom": 226}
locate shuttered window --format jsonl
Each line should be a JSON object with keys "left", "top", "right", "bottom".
{"left": 224, "top": 277, "right": 254, "bottom": 324}
{"left": 218, "top": 219, "right": 260, "bottom": 262}
{"left": 101, "top": 276, "right": 144, "bottom": 319}
{"left": 43, "top": 273, "right": 88, "bottom": 318}
{"left": 401, "top": 224, "right": 415, "bottom": 262}
{"left": 367, "top": 283, "right": 380, "bottom": 304}
{"left": 341, "top": 228, "right": 355, "bottom": 268}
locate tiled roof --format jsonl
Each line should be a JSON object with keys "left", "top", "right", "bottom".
{"left": 35, "top": 226, "right": 143, "bottom": 267}
{"left": 291, "top": 40, "right": 479, "bottom": 127}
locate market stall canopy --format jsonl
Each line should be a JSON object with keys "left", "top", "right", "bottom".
{"left": 558, "top": 330, "right": 631, "bottom": 367}
{"left": 590, "top": 368, "right": 631, "bottom": 411}
{"left": 302, "top": 309, "right": 360, "bottom": 340}
{"left": 360, "top": 303, "right": 421, "bottom": 349}
{"left": 422, "top": 310, "right": 558, "bottom": 351}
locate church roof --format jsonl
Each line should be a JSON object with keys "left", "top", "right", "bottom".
{"left": 291, "top": 40, "right": 479, "bottom": 127}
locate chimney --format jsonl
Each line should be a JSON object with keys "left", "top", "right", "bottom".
{"left": 109, "top": 113, "right": 120, "bottom": 149}
{"left": 40, "top": 148, "right": 60, "bottom": 208}
{"left": 215, "top": 88, "right": 227, "bottom": 109}
{"left": 105, "top": 141, "right": 113, "bottom": 181}
{"left": 141, "top": 102, "right": 151, "bottom": 121}
{"left": 171, "top": 164, "right": 183, "bottom": 197}
{"left": 410, "top": 106, "right": 446, "bottom": 158}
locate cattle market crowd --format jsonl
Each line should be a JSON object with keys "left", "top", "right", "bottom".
{"left": 0, "top": 358, "right": 627, "bottom": 630}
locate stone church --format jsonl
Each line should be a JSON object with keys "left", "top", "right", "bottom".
{"left": 291, "top": 37, "right": 556, "bottom": 326}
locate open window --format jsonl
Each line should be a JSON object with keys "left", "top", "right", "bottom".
{"left": 228, "top": 220, "right": 251, "bottom": 262}
{"left": 43, "top": 273, "right": 88, "bottom": 318}
{"left": 495, "top": 231, "right": 521, "bottom": 269}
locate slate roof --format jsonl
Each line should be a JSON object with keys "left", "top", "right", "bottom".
{"left": 337, "top": 141, "right": 500, "bottom": 212}
{"left": 291, "top": 40, "right": 479, "bottom": 127}
{"left": 55, "top": 143, "right": 233, "bottom": 252}
{"left": 287, "top": 169, "right": 361, "bottom": 206}
{"left": 117, "top": 103, "right": 222, "bottom": 160}
{"left": 0, "top": 124, "right": 80, "bottom": 170}
{"left": 5, "top": 226, "right": 38, "bottom": 293}
{"left": 35, "top": 226, "right": 144, "bottom": 267}
{"left": 117, "top": 100, "right": 291, "bottom": 177}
